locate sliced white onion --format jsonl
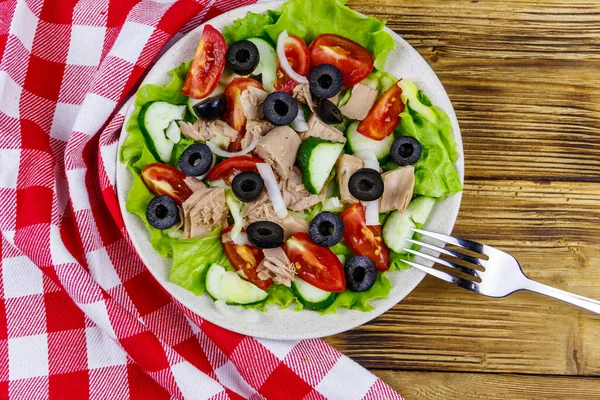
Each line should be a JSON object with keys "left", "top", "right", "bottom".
{"left": 277, "top": 30, "right": 309, "bottom": 85}
{"left": 206, "top": 135, "right": 259, "bottom": 158}
{"left": 354, "top": 150, "right": 381, "bottom": 226}
{"left": 214, "top": 300, "right": 260, "bottom": 324}
{"left": 364, "top": 201, "right": 380, "bottom": 226}
{"left": 291, "top": 109, "right": 309, "bottom": 132}
{"left": 232, "top": 232, "right": 249, "bottom": 246}
{"left": 256, "top": 163, "right": 288, "bottom": 219}
{"left": 354, "top": 149, "right": 379, "bottom": 171}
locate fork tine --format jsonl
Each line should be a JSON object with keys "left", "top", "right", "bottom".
{"left": 411, "top": 228, "right": 492, "bottom": 256}
{"left": 402, "top": 248, "right": 480, "bottom": 278}
{"left": 399, "top": 259, "right": 476, "bottom": 289}
{"left": 407, "top": 238, "right": 485, "bottom": 268}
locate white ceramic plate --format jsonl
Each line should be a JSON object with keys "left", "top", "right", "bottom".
{"left": 117, "top": 1, "right": 464, "bottom": 340}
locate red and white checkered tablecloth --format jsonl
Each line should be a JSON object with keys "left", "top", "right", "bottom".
{"left": 0, "top": 0, "right": 404, "bottom": 399}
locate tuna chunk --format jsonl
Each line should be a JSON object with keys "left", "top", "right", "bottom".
{"left": 184, "top": 176, "right": 206, "bottom": 192}
{"left": 279, "top": 167, "right": 323, "bottom": 211}
{"left": 336, "top": 154, "right": 364, "bottom": 205}
{"left": 241, "top": 193, "right": 308, "bottom": 240}
{"left": 240, "top": 119, "right": 274, "bottom": 149}
{"left": 171, "top": 207, "right": 184, "bottom": 232}
{"left": 241, "top": 193, "right": 279, "bottom": 227}
{"left": 280, "top": 215, "right": 309, "bottom": 241}
{"left": 182, "top": 187, "right": 228, "bottom": 239}
{"left": 240, "top": 86, "right": 268, "bottom": 121}
{"left": 339, "top": 83, "right": 379, "bottom": 120}
{"left": 293, "top": 83, "right": 316, "bottom": 112}
{"left": 299, "top": 114, "right": 346, "bottom": 144}
{"left": 179, "top": 119, "right": 237, "bottom": 148}
{"left": 254, "top": 126, "right": 301, "bottom": 179}
{"left": 256, "top": 247, "right": 296, "bottom": 287}
{"left": 379, "top": 166, "right": 415, "bottom": 213}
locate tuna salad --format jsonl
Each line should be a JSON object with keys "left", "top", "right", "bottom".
{"left": 121, "top": 0, "right": 462, "bottom": 314}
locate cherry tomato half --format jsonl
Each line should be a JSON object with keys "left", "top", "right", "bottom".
{"left": 224, "top": 77, "right": 264, "bottom": 150}
{"left": 205, "top": 155, "right": 264, "bottom": 184}
{"left": 274, "top": 35, "right": 310, "bottom": 94}
{"left": 182, "top": 25, "right": 227, "bottom": 99}
{"left": 309, "top": 34, "right": 374, "bottom": 87}
{"left": 341, "top": 203, "right": 390, "bottom": 271}
{"left": 283, "top": 232, "right": 346, "bottom": 292}
{"left": 141, "top": 163, "right": 193, "bottom": 205}
{"left": 357, "top": 83, "right": 404, "bottom": 140}
{"left": 221, "top": 226, "right": 270, "bottom": 290}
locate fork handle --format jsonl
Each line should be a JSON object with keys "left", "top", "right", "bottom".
{"left": 523, "top": 279, "right": 600, "bottom": 315}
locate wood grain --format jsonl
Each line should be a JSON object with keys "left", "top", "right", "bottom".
{"left": 374, "top": 371, "right": 600, "bottom": 400}
{"left": 350, "top": 0, "right": 600, "bottom": 181}
{"left": 325, "top": 180, "right": 600, "bottom": 374}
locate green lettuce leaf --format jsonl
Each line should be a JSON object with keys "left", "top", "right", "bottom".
{"left": 395, "top": 82, "right": 462, "bottom": 199}
{"left": 389, "top": 251, "right": 413, "bottom": 271}
{"left": 329, "top": 241, "right": 354, "bottom": 259}
{"left": 398, "top": 107, "right": 462, "bottom": 198}
{"left": 320, "top": 273, "right": 392, "bottom": 314}
{"left": 223, "top": 11, "right": 278, "bottom": 45}
{"left": 245, "top": 284, "right": 300, "bottom": 311}
{"left": 170, "top": 228, "right": 232, "bottom": 295}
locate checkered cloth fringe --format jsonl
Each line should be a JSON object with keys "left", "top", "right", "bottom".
{"left": 0, "top": 0, "right": 404, "bottom": 398}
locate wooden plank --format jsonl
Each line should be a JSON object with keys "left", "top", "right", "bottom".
{"left": 374, "top": 370, "right": 600, "bottom": 400}
{"left": 347, "top": 0, "right": 600, "bottom": 181}
{"left": 325, "top": 180, "right": 600, "bottom": 375}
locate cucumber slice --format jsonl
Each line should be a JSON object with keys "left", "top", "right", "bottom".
{"left": 363, "top": 70, "right": 397, "bottom": 94}
{"left": 248, "top": 38, "right": 277, "bottom": 93}
{"left": 410, "top": 196, "right": 436, "bottom": 225}
{"left": 139, "top": 101, "right": 185, "bottom": 162}
{"left": 165, "top": 120, "right": 181, "bottom": 143}
{"left": 187, "top": 84, "right": 226, "bottom": 116}
{"left": 296, "top": 137, "right": 345, "bottom": 194}
{"left": 382, "top": 197, "right": 436, "bottom": 253}
{"left": 346, "top": 121, "right": 395, "bottom": 162}
{"left": 292, "top": 278, "right": 337, "bottom": 311}
{"left": 382, "top": 210, "right": 416, "bottom": 254}
{"left": 205, "top": 263, "right": 268, "bottom": 305}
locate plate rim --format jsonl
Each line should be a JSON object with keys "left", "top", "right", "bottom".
{"left": 116, "top": 1, "right": 464, "bottom": 340}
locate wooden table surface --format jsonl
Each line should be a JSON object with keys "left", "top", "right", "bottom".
{"left": 325, "top": 1, "right": 600, "bottom": 398}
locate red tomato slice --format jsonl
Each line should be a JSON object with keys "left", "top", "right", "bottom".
{"left": 221, "top": 226, "right": 270, "bottom": 290}
{"left": 341, "top": 203, "right": 390, "bottom": 271}
{"left": 205, "top": 155, "right": 264, "bottom": 184}
{"left": 141, "top": 163, "right": 193, "bottom": 205}
{"left": 283, "top": 233, "right": 346, "bottom": 292}
{"left": 309, "top": 34, "right": 374, "bottom": 87}
{"left": 182, "top": 25, "right": 227, "bottom": 99}
{"left": 274, "top": 35, "right": 310, "bottom": 94}
{"left": 224, "top": 78, "right": 264, "bottom": 150}
{"left": 357, "top": 83, "right": 404, "bottom": 140}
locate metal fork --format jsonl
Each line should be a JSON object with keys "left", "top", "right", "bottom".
{"left": 400, "top": 228, "right": 600, "bottom": 314}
